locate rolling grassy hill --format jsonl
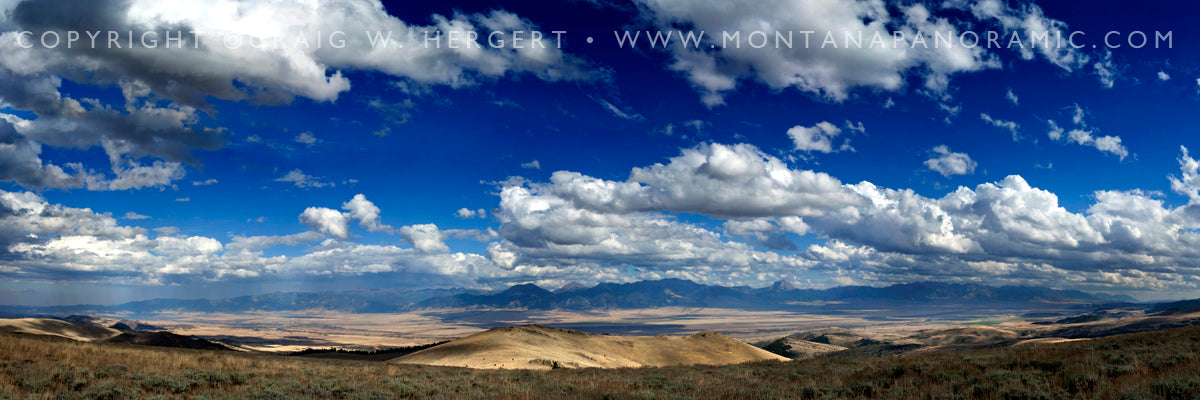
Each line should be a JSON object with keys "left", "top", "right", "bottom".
{"left": 3, "top": 324, "right": 1200, "bottom": 399}
{"left": 391, "top": 324, "right": 787, "bottom": 369}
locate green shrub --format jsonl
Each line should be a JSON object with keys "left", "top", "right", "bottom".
{"left": 85, "top": 381, "right": 133, "bottom": 400}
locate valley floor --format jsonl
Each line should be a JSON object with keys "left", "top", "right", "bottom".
{"left": 3, "top": 325, "right": 1199, "bottom": 399}
{"left": 118, "top": 306, "right": 1042, "bottom": 352}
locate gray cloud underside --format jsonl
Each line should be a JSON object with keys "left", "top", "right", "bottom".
{"left": 0, "top": 0, "right": 597, "bottom": 190}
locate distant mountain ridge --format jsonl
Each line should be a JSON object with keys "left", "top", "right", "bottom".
{"left": 419, "top": 279, "right": 1136, "bottom": 310}
{"left": 0, "top": 279, "right": 1137, "bottom": 315}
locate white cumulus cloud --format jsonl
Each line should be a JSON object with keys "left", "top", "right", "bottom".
{"left": 787, "top": 121, "right": 855, "bottom": 153}
{"left": 399, "top": 224, "right": 451, "bottom": 253}
{"left": 299, "top": 207, "right": 350, "bottom": 239}
{"left": 924, "top": 145, "right": 977, "bottom": 177}
{"left": 275, "top": 169, "right": 332, "bottom": 189}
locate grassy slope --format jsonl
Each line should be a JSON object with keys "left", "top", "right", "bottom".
{"left": 0, "top": 318, "right": 120, "bottom": 342}
{"left": 392, "top": 325, "right": 787, "bottom": 369}
{"left": 0, "top": 325, "right": 1198, "bottom": 400}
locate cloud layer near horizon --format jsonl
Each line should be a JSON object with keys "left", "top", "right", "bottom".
{"left": 4, "top": 142, "right": 1199, "bottom": 296}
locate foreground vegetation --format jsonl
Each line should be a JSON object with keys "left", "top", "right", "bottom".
{"left": 2, "top": 325, "right": 1200, "bottom": 399}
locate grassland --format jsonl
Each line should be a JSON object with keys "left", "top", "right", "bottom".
{"left": 3, "top": 325, "right": 1200, "bottom": 399}
{"left": 131, "top": 307, "right": 900, "bottom": 351}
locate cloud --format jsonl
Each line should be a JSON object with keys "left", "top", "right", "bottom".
{"left": 2, "top": 0, "right": 595, "bottom": 105}
{"left": 484, "top": 142, "right": 1200, "bottom": 292}
{"left": 0, "top": 0, "right": 597, "bottom": 193}
{"left": 0, "top": 118, "right": 95, "bottom": 189}
{"left": 787, "top": 121, "right": 855, "bottom": 153}
{"left": 494, "top": 143, "right": 978, "bottom": 269}
{"left": 1046, "top": 120, "right": 1064, "bottom": 141}
{"left": 626, "top": 0, "right": 1107, "bottom": 107}
{"left": 0, "top": 188, "right": 149, "bottom": 279}
{"left": 0, "top": 117, "right": 187, "bottom": 191}
{"left": 227, "top": 231, "right": 325, "bottom": 252}
{"left": 592, "top": 96, "right": 644, "bottom": 121}
{"left": 341, "top": 194, "right": 392, "bottom": 233}
{"left": 174, "top": 197, "right": 189, "bottom": 202}
{"left": 490, "top": 182, "right": 812, "bottom": 273}
{"left": 547, "top": 143, "right": 861, "bottom": 218}
{"left": 281, "top": 243, "right": 499, "bottom": 282}
{"left": 0, "top": 73, "right": 226, "bottom": 167}
{"left": 980, "top": 113, "right": 1020, "bottom": 141}
{"left": 924, "top": 145, "right": 977, "bottom": 177}
{"left": 0, "top": 196, "right": 501, "bottom": 286}
{"left": 1170, "top": 146, "right": 1200, "bottom": 204}
{"left": 399, "top": 224, "right": 450, "bottom": 253}
{"left": 457, "top": 208, "right": 476, "bottom": 219}
{"left": 367, "top": 97, "right": 415, "bottom": 126}
{"left": 101, "top": 159, "right": 187, "bottom": 191}
{"left": 963, "top": 0, "right": 1089, "bottom": 71}
{"left": 192, "top": 179, "right": 218, "bottom": 186}
{"left": 0, "top": 190, "right": 142, "bottom": 249}
{"left": 298, "top": 194, "right": 393, "bottom": 238}
{"left": 1066, "top": 130, "right": 1129, "bottom": 160}
{"left": 299, "top": 207, "right": 350, "bottom": 239}
{"left": 122, "top": 212, "right": 150, "bottom": 220}
{"left": 4, "top": 143, "right": 1200, "bottom": 294}
{"left": 723, "top": 217, "right": 808, "bottom": 251}
{"left": 1094, "top": 51, "right": 1119, "bottom": 89}
{"left": 275, "top": 169, "right": 331, "bottom": 189}
{"left": 939, "top": 103, "right": 962, "bottom": 124}
{"left": 0, "top": 188, "right": 524, "bottom": 287}
{"left": 294, "top": 132, "right": 319, "bottom": 147}
{"left": 1005, "top": 89, "right": 1019, "bottom": 106}
{"left": 456, "top": 208, "right": 487, "bottom": 219}
{"left": 1158, "top": 71, "right": 1171, "bottom": 81}
{"left": 521, "top": 160, "right": 542, "bottom": 169}
{"left": 1049, "top": 105, "right": 1130, "bottom": 160}
{"left": 1071, "top": 104, "right": 1087, "bottom": 126}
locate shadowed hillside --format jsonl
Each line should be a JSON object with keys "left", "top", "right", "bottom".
{"left": 288, "top": 341, "right": 447, "bottom": 362}
{"left": 758, "top": 309, "right": 1200, "bottom": 360}
{"left": 102, "top": 331, "right": 231, "bottom": 351}
{"left": 761, "top": 337, "right": 847, "bottom": 359}
{"left": 0, "top": 318, "right": 119, "bottom": 341}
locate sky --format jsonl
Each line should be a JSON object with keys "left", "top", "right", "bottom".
{"left": 3, "top": 0, "right": 1200, "bottom": 305}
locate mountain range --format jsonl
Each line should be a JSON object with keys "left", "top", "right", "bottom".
{"left": 420, "top": 279, "right": 1137, "bottom": 310}
{"left": 0, "top": 279, "right": 1139, "bottom": 315}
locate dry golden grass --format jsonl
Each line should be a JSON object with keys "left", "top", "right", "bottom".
{"left": 907, "top": 326, "right": 1020, "bottom": 346}
{"left": 3, "top": 324, "right": 1200, "bottom": 399}
{"left": 392, "top": 325, "right": 787, "bottom": 369}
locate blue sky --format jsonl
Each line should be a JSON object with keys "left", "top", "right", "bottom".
{"left": 3, "top": 0, "right": 1200, "bottom": 305}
